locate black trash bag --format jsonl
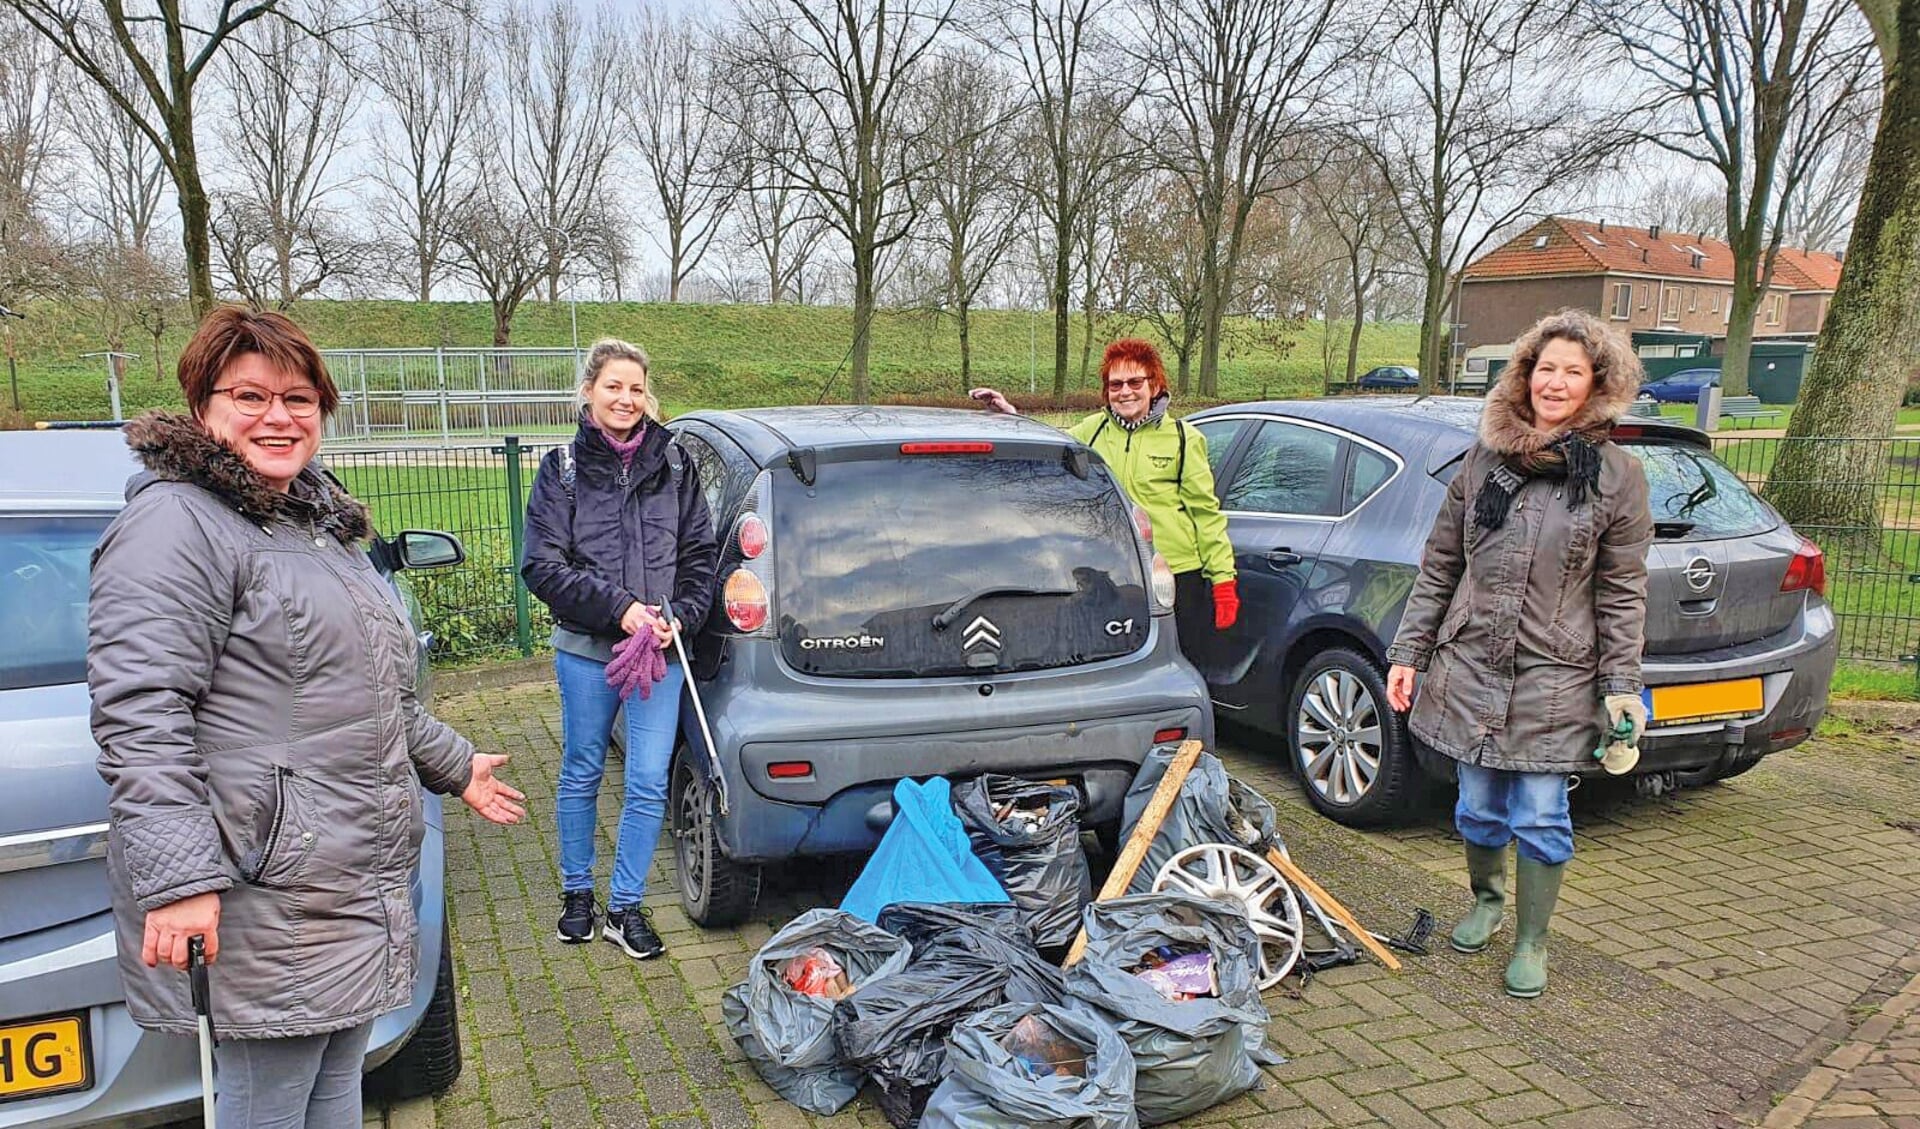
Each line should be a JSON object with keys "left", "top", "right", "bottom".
{"left": 1118, "top": 745, "right": 1281, "bottom": 895}
{"left": 877, "top": 902, "right": 1066, "bottom": 1004}
{"left": 722, "top": 908, "right": 913, "bottom": 1116}
{"left": 921, "top": 1002, "right": 1139, "bottom": 1129}
{"left": 1063, "top": 892, "right": 1282, "bottom": 1126}
{"left": 833, "top": 958, "right": 1012, "bottom": 1127}
{"left": 952, "top": 774, "right": 1093, "bottom": 948}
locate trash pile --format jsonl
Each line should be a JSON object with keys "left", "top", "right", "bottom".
{"left": 725, "top": 741, "right": 1422, "bottom": 1128}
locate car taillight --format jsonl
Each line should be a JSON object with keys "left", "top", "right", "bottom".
{"left": 767, "top": 761, "right": 813, "bottom": 779}
{"left": 1781, "top": 537, "right": 1826, "bottom": 597}
{"left": 901, "top": 441, "right": 993, "bottom": 454}
{"left": 736, "top": 512, "right": 769, "bottom": 560}
{"left": 724, "top": 569, "right": 769, "bottom": 631}
{"left": 1132, "top": 504, "right": 1154, "bottom": 543}
{"left": 1151, "top": 553, "right": 1176, "bottom": 610}
{"left": 1153, "top": 727, "right": 1187, "bottom": 744}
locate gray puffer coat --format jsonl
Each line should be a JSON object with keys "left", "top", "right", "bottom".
{"left": 1386, "top": 367, "right": 1653, "bottom": 774}
{"left": 87, "top": 412, "right": 475, "bottom": 1039}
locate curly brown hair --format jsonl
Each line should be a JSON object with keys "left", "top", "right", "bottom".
{"left": 1504, "top": 309, "right": 1642, "bottom": 419}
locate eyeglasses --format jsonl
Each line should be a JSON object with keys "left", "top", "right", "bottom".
{"left": 211, "top": 384, "right": 323, "bottom": 418}
{"left": 1105, "top": 376, "right": 1150, "bottom": 392}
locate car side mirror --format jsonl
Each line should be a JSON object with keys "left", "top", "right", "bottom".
{"left": 394, "top": 530, "right": 465, "bottom": 570}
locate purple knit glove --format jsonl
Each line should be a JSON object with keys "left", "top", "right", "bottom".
{"left": 606, "top": 631, "right": 667, "bottom": 702}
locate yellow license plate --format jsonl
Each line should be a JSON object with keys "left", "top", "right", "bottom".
{"left": 0, "top": 1014, "right": 91, "bottom": 1104}
{"left": 1648, "top": 678, "right": 1764, "bottom": 726}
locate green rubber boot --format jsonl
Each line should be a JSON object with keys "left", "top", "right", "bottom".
{"left": 1505, "top": 856, "right": 1566, "bottom": 998}
{"left": 1449, "top": 843, "right": 1508, "bottom": 953}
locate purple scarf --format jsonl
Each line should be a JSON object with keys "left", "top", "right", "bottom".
{"left": 597, "top": 419, "right": 647, "bottom": 470}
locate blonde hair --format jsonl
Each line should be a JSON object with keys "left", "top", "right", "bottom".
{"left": 578, "top": 337, "right": 661, "bottom": 422}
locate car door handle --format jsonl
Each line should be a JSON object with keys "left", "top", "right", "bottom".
{"left": 1265, "top": 549, "right": 1302, "bottom": 569}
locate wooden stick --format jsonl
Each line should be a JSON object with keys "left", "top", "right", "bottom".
{"left": 1265, "top": 846, "right": 1402, "bottom": 972}
{"left": 1061, "top": 739, "right": 1205, "bottom": 967}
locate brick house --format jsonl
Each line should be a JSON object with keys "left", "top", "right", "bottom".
{"left": 1456, "top": 216, "right": 1843, "bottom": 354}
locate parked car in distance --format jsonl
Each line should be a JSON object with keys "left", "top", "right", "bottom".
{"left": 1356, "top": 365, "right": 1421, "bottom": 391}
{"left": 1641, "top": 367, "right": 1721, "bottom": 403}
{"left": 1180, "top": 397, "right": 1836, "bottom": 827}
{"left": 0, "top": 429, "right": 468, "bottom": 1127}
{"left": 662, "top": 407, "right": 1213, "bottom": 926}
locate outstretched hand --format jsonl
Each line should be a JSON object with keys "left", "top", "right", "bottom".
{"left": 462, "top": 753, "right": 526, "bottom": 825}
{"left": 968, "top": 387, "right": 1017, "bottom": 415}
{"left": 1386, "top": 664, "right": 1417, "bottom": 713}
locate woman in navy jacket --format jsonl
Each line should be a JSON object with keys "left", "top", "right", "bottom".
{"left": 520, "top": 338, "right": 717, "bottom": 960}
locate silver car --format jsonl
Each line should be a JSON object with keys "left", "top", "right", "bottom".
{"left": 0, "top": 429, "right": 463, "bottom": 1126}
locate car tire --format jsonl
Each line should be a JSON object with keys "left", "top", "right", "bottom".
{"left": 363, "top": 919, "right": 462, "bottom": 1102}
{"left": 672, "top": 752, "right": 761, "bottom": 928}
{"left": 1285, "top": 648, "right": 1423, "bottom": 827}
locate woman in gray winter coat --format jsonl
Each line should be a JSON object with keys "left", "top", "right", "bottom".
{"left": 1385, "top": 309, "right": 1652, "bottom": 999}
{"left": 87, "top": 307, "right": 525, "bottom": 1129}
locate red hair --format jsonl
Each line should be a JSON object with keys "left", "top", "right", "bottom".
{"left": 1100, "top": 338, "right": 1169, "bottom": 403}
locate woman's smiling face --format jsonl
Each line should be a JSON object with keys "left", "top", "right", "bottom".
{"left": 1529, "top": 337, "right": 1595, "bottom": 430}
{"left": 587, "top": 359, "right": 649, "bottom": 437}
{"left": 198, "top": 353, "right": 324, "bottom": 492}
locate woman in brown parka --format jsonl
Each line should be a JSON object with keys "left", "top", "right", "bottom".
{"left": 1385, "top": 309, "right": 1653, "bottom": 999}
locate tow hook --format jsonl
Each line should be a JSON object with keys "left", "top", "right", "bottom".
{"left": 1635, "top": 771, "right": 1678, "bottom": 798}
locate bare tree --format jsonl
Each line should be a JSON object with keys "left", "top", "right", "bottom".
{"left": 1113, "top": 170, "right": 1208, "bottom": 390}
{"left": 213, "top": 6, "right": 362, "bottom": 307}
{"left": 1368, "top": 0, "right": 1618, "bottom": 393}
{"left": 1781, "top": 90, "right": 1876, "bottom": 250}
{"left": 1000, "top": 0, "right": 1134, "bottom": 401}
{"left": 366, "top": 0, "right": 485, "bottom": 301}
{"left": 727, "top": 0, "right": 958, "bottom": 401}
{"left": 0, "top": 9, "right": 61, "bottom": 300}
{"left": 0, "top": 0, "right": 356, "bottom": 315}
{"left": 499, "top": 1, "right": 624, "bottom": 305}
{"left": 715, "top": 69, "right": 830, "bottom": 304}
{"left": 627, "top": 6, "right": 731, "bottom": 302}
{"left": 444, "top": 170, "right": 546, "bottom": 347}
{"left": 59, "top": 47, "right": 167, "bottom": 255}
{"left": 1137, "top": 0, "right": 1345, "bottom": 397}
{"left": 1610, "top": 0, "right": 1878, "bottom": 395}
{"left": 1302, "top": 147, "right": 1397, "bottom": 386}
{"left": 916, "top": 51, "right": 1024, "bottom": 388}
{"left": 1763, "top": 0, "right": 1919, "bottom": 531}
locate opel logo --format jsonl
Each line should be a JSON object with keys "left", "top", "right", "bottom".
{"left": 1683, "top": 555, "right": 1716, "bottom": 593}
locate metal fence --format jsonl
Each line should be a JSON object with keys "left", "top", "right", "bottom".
{"left": 321, "top": 348, "right": 584, "bottom": 444}
{"left": 337, "top": 432, "right": 1920, "bottom": 673}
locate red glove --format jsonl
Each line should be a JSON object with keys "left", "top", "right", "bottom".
{"left": 1212, "top": 579, "right": 1239, "bottom": 630}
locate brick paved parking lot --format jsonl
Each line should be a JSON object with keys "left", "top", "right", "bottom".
{"left": 419, "top": 680, "right": 1920, "bottom": 1129}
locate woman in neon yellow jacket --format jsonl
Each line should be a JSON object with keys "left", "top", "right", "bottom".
{"left": 971, "top": 338, "right": 1239, "bottom": 662}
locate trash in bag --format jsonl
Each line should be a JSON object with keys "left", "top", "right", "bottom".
{"left": 952, "top": 774, "right": 1093, "bottom": 950}
{"left": 921, "top": 1002, "right": 1138, "bottom": 1129}
{"left": 785, "top": 948, "right": 855, "bottom": 999}
{"left": 1064, "top": 892, "right": 1281, "bottom": 1126}
{"left": 1129, "top": 948, "right": 1217, "bottom": 1002}
{"left": 1119, "top": 745, "right": 1281, "bottom": 895}
{"left": 722, "top": 908, "right": 912, "bottom": 1116}
{"left": 841, "top": 777, "right": 1010, "bottom": 922}
{"left": 833, "top": 957, "right": 1011, "bottom": 1127}
{"left": 877, "top": 902, "right": 1066, "bottom": 1005}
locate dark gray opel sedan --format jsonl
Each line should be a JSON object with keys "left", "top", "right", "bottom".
{"left": 1182, "top": 397, "right": 1836, "bottom": 826}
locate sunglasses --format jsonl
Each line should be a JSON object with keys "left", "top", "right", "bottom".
{"left": 211, "top": 384, "right": 324, "bottom": 418}
{"left": 1105, "top": 376, "right": 1150, "bottom": 392}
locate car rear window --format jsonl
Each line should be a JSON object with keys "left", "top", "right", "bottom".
{"left": 1, "top": 515, "right": 110, "bottom": 691}
{"left": 772, "top": 455, "right": 1150, "bottom": 677}
{"left": 1621, "top": 440, "right": 1777, "bottom": 540}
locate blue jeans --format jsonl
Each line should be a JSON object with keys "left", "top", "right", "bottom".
{"left": 213, "top": 1021, "right": 372, "bottom": 1128}
{"left": 1454, "top": 762, "right": 1574, "bottom": 865}
{"left": 555, "top": 649, "right": 685, "bottom": 910}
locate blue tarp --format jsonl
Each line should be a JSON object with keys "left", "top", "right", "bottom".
{"left": 840, "top": 777, "right": 1010, "bottom": 922}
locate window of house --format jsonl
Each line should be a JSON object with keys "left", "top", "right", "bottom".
{"left": 1610, "top": 283, "right": 1632, "bottom": 320}
{"left": 1639, "top": 284, "right": 1650, "bottom": 309}
{"left": 1766, "top": 295, "right": 1782, "bottom": 325}
{"left": 1688, "top": 287, "right": 1698, "bottom": 313}
{"left": 1711, "top": 291, "right": 1721, "bottom": 314}
{"left": 1662, "top": 286, "right": 1681, "bottom": 321}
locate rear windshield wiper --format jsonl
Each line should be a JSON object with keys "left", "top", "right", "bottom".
{"left": 1654, "top": 520, "right": 1696, "bottom": 539}
{"left": 932, "top": 585, "right": 1075, "bottom": 631}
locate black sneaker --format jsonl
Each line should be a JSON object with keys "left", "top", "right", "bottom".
{"left": 603, "top": 906, "right": 665, "bottom": 960}
{"left": 557, "top": 890, "right": 599, "bottom": 944}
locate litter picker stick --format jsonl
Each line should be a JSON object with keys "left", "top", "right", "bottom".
{"left": 665, "top": 616, "right": 730, "bottom": 816}
{"left": 1062, "top": 739, "right": 1205, "bottom": 967}
{"left": 188, "top": 936, "right": 216, "bottom": 1128}
{"left": 1264, "top": 847, "right": 1402, "bottom": 972}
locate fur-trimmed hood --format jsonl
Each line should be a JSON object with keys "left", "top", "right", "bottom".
{"left": 1479, "top": 359, "right": 1639, "bottom": 458}
{"left": 123, "top": 410, "right": 371, "bottom": 543}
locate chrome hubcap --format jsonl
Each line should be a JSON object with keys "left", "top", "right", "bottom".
{"left": 1297, "top": 669, "right": 1384, "bottom": 805}
{"left": 1153, "top": 843, "right": 1304, "bottom": 989}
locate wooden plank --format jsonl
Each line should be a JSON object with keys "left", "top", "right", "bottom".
{"left": 1061, "top": 739, "right": 1205, "bottom": 968}
{"left": 1264, "top": 846, "right": 1403, "bottom": 972}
